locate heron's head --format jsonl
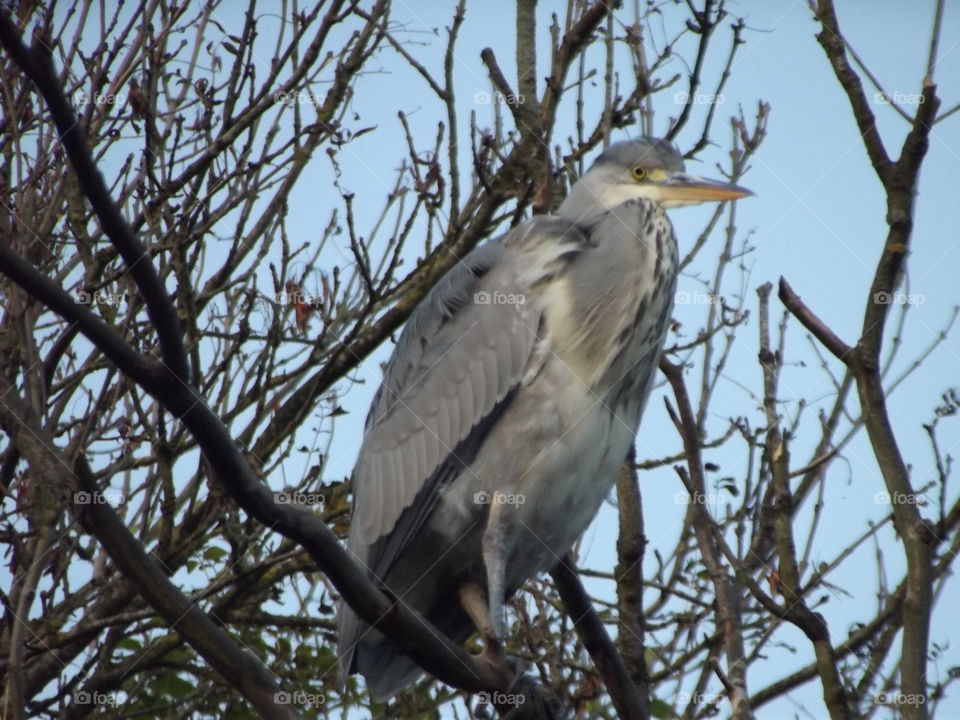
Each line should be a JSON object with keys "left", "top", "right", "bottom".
{"left": 558, "top": 137, "right": 752, "bottom": 222}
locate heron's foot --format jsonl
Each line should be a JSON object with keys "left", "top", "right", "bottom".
{"left": 494, "top": 671, "right": 567, "bottom": 720}
{"left": 477, "top": 631, "right": 507, "bottom": 669}
{"left": 472, "top": 655, "right": 565, "bottom": 719}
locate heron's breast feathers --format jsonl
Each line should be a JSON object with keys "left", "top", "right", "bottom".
{"left": 532, "top": 200, "right": 678, "bottom": 392}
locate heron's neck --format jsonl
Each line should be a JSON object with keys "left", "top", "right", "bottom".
{"left": 557, "top": 174, "right": 659, "bottom": 225}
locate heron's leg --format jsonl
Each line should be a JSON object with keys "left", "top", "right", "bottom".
{"left": 458, "top": 580, "right": 497, "bottom": 645}
{"left": 482, "top": 498, "right": 508, "bottom": 640}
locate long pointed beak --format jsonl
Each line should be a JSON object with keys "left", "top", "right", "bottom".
{"left": 661, "top": 173, "right": 753, "bottom": 204}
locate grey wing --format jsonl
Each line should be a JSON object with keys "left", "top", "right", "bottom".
{"left": 348, "top": 216, "right": 588, "bottom": 555}
{"left": 350, "top": 245, "right": 536, "bottom": 550}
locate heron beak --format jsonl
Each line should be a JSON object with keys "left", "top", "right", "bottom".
{"left": 659, "top": 172, "right": 753, "bottom": 205}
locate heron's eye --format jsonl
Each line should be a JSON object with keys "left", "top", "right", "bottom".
{"left": 631, "top": 166, "right": 648, "bottom": 180}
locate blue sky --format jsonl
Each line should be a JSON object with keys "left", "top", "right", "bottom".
{"left": 12, "top": 0, "right": 955, "bottom": 716}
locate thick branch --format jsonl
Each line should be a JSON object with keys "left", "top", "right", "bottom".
{"left": 0, "top": 241, "right": 507, "bottom": 697}
{"left": 514, "top": 0, "right": 543, "bottom": 138}
{"left": 613, "top": 447, "right": 650, "bottom": 711}
{"left": 809, "top": 8, "right": 941, "bottom": 715}
{"left": 551, "top": 555, "right": 646, "bottom": 720}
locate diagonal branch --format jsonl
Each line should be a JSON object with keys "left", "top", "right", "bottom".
{"left": 811, "top": 0, "right": 891, "bottom": 179}
{"left": 777, "top": 278, "right": 852, "bottom": 363}
{"left": 0, "top": 235, "right": 509, "bottom": 700}
{"left": 660, "top": 358, "right": 752, "bottom": 720}
{"left": 551, "top": 554, "right": 647, "bottom": 720}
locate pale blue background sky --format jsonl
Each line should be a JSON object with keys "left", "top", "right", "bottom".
{"left": 10, "top": 0, "right": 957, "bottom": 717}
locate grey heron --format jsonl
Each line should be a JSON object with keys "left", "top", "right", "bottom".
{"left": 337, "top": 137, "right": 751, "bottom": 700}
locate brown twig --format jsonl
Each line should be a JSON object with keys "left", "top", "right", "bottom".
{"left": 660, "top": 357, "right": 752, "bottom": 720}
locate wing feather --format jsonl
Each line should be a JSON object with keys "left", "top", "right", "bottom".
{"left": 363, "top": 454, "right": 383, "bottom": 542}
{"left": 423, "top": 424, "right": 440, "bottom": 483}
{"left": 435, "top": 395, "right": 452, "bottom": 458}
{"left": 482, "top": 346, "right": 499, "bottom": 409}
{"left": 457, "top": 368, "right": 474, "bottom": 434}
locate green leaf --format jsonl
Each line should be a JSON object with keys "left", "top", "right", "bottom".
{"left": 650, "top": 698, "right": 674, "bottom": 718}
{"left": 117, "top": 637, "right": 142, "bottom": 651}
{"left": 204, "top": 546, "right": 228, "bottom": 562}
{"left": 154, "top": 674, "right": 195, "bottom": 699}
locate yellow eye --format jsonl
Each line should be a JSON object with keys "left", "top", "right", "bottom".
{"left": 632, "top": 166, "right": 648, "bottom": 180}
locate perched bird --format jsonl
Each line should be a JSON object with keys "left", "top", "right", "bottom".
{"left": 338, "top": 137, "right": 751, "bottom": 700}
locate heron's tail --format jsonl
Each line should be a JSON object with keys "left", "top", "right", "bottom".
{"left": 337, "top": 603, "right": 423, "bottom": 701}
